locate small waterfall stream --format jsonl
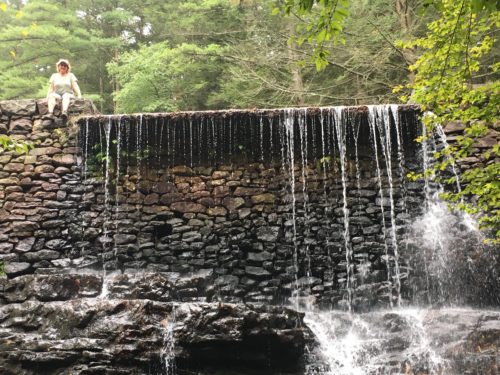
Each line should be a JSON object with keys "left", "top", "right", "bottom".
{"left": 76, "top": 105, "right": 498, "bottom": 374}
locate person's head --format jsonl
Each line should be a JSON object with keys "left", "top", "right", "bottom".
{"left": 56, "top": 59, "right": 71, "bottom": 74}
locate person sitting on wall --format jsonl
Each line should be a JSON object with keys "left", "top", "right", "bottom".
{"left": 46, "top": 59, "right": 82, "bottom": 119}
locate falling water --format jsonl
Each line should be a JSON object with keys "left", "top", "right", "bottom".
{"left": 160, "top": 306, "right": 177, "bottom": 375}
{"left": 137, "top": 114, "right": 143, "bottom": 184}
{"left": 305, "top": 309, "right": 449, "bottom": 375}
{"left": 100, "top": 118, "right": 113, "bottom": 298}
{"left": 114, "top": 118, "right": 122, "bottom": 259}
{"left": 333, "top": 107, "right": 354, "bottom": 311}
{"left": 352, "top": 114, "right": 362, "bottom": 200}
{"left": 367, "top": 106, "right": 393, "bottom": 307}
{"left": 378, "top": 106, "right": 402, "bottom": 306}
{"left": 283, "top": 109, "right": 299, "bottom": 306}
{"left": 158, "top": 118, "right": 164, "bottom": 171}
{"left": 260, "top": 115, "right": 264, "bottom": 162}
{"left": 189, "top": 119, "right": 193, "bottom": 167}
{"left": 434, "top": 123, "right": 462, "bottom": 193}
{"left": 298, "top": 109, "right": 313, "bottom": 291}
{"left": 269, "top": 117, "right": 274, "bottom": 162}
{"left": 83, "top": 119, "right": 89, "bottom": 181}
{"left": 74, "top": 106, "right": 500, "bottom": 375}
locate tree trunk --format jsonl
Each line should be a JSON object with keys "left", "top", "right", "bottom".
{"left": 287, "top": 21, "right": 305, "bottom": 106}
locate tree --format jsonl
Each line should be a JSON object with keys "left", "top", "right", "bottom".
{"left": 108, "top": 43, "right": 228, "bottom": 112}
{"left": 279, "top": 0, "right": 499, "bottom": 241}
{"left": 0, "top": 0, "right": 121, "bottom": 108}
{"left": 398, "top": 0, "right": 499, "bottom": 241}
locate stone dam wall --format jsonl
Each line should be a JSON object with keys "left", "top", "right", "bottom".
{"left": 0, "top": 99, "right": 498, "bottom": 311}
{"left": 0, "top": 99, "right": 499, "bottom": 375}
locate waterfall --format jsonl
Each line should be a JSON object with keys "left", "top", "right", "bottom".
{"left": 100, "top": 118, "right": 112, "bottom": 298}
{"left": 367, "top": 106, "right": 393, "bottom": 307}
{"left": 160, "top": 306, "right": 177, "bottom": 375}
{"left": 80, "top": 105, "right": 421, "bottom": 308}
{"left": 283, "top": 109, "right": 300, "bottom": 307}
{"left": 333, "top": 107, "right": 354, "bottom": 311}
{"left": 73, "top": 105, "right": 499, "bottom": 374}
{"left": 305, "top": 309, "right": 449, "bottom": 375}
{"left": 379, "top": 106, "right": 402, "bottom": 306}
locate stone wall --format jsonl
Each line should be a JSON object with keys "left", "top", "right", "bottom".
{"left": 0, "top": 99, "right": 97, "bottom": 277}
{"left": 2, "top": 101, "right": 495, "bottom": 310}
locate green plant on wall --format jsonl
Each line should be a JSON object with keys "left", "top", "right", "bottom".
{"left": 397, "top": 0, "right": 499, "bottom": 243}
{"left": 54, "top": 128, "right": 68, "bottom": 146}
{"left": 0, "top": 135, "right": 34, "bottom": 154}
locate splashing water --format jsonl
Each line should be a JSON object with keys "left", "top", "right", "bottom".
{"left": 305, "top": 309, "right": 449, "bottom": 375}
{"left": 160, "top": 306, "right": 177, "bottom": 375}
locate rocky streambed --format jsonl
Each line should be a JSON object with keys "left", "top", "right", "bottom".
{"left": 0, "top": 272, "right": 499, "bottom": 375}
{"left": 0, "top": 272, "right": 309, "bottom": 374}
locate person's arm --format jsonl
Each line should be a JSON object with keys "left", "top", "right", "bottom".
{"left": 71, "top": 74, "right": 82, "bottom": 98}
{"left": 47, "top": 74, "right": 55, "bottom": 98}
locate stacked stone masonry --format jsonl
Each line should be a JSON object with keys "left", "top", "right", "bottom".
{"left": 0, "top": 99, "right": 97, "bottom": 277}
{"left": 0, "top": 100, "right": 424, "bottom": 310}
{"left": 1, "top": 100, "right": 496, "bottom": 311}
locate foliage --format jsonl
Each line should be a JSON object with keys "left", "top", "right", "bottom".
{"left": 0, "top": 0, "right": 437, "bottom": 110}
{"left": 108, "top": 43, "right": 227, "bottom": 112}
{"left": 274, "top": 0, "right": 350, "bottom": 70}
{"left": 0, "top": 0, "right": 116, "bottom": 103}
{"left": 0, "top": 134, "right": 33, "bottom": 154}
{"left": 398, "top": 0, "right": 500, "bottom": 242}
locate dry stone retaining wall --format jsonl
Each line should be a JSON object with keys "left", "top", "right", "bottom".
{"left": 1, "top": 103, "right": 427, "bottom": 310}
{"left": 0, "top": 99, "right": 97, "bottom": 277}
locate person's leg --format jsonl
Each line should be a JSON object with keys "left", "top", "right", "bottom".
{"left": 61, "top": 93, "right": 73, "bottom": 114}
{"left": 47, "top": 93, "right": 61, "bottom": 114}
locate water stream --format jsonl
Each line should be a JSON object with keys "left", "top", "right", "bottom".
{"left": 77, "top": 105, "right": 498, "bottom": 374}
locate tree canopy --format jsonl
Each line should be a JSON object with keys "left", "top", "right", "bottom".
{"left": 0, "top": 0, "right": 434, "bottom": 111}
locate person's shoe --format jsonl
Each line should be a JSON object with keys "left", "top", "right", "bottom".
{"left": 42, "top": 112, "right": 54, "bottom": 120}
{"left": 61, "top": 111, "right": 68, "bottom": 120}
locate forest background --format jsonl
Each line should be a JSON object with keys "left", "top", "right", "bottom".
{"left": 0, "top": 0, "right": 498, "bottom": 240}
{"left": 0, "top": 0, "right": 448, "bottom": 113}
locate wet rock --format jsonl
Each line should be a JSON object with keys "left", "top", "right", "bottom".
{"left": 53, "top": 154, "right": 75, "bottom": 166}
{"left": 3, "top": 163, "right": 25, "bottom": 173}
{"left": 171, "top": 165, "right": 193, "bottom": 175}
{"left": 11, "top": 221, "right": 38, "bottom": 232}
{"left": 111, "top": 234, "right": 136, "bottom": 246}
{"left": 207, "top": 206, "right": 227, "bottom": 216}
{"left": 182, "top": 231, "right": 202, "bottom": 242}
{"left": 15, "top": 237, "right": 36, "bottom": 253}
{"left": 4, "top": 262, "right": 31, "bottom": 277}
{"left": 153, "top": 181, "right": 177, "bottom": 194}
{"left": 215, "top": 275, "right": 239, "bottom": 287}
{"left": 171, "top": 202, "right": 206, "bottom": 214}
{"left": 251, "top": 193, "right": 276, "bottom": 204}
{"left": 0, "top": 178, "right": 19, "bottom": 186}
{"left": 234, "top": 187, "right": 265, "bottom": 196}
{"left": 29, "top": 147, "right": 62, "bottom": 156}
{"left": 144, "top": 193, "right": 159, "bottom": 205}
{"left": 213, "top": 185, "right": 230, "bottom": 197}
{"left": 9, "top": 118, "right": 32, "bottom": 133}
{"left": 0, "top": 241, "right": 14, "bottom": 254}
{"left": 24, "top": 250, "right": 60, "bottom": 261}
{"left": 34, "top": 164, "right": 55, "bottom": 174}
{"left": 222, "top": 197, "right": 245, "bottom": 211}
{"left": 256, "top": 226, "right": 280, "bottom": 242}
{"left": 245, "top": 266, "right": 271, "bottom": 278}
{"left": 247, "top": 251, "right": 274, "bottom": 262}
{"left": 0, "top": 299, "right": 309, "bottom": 374}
